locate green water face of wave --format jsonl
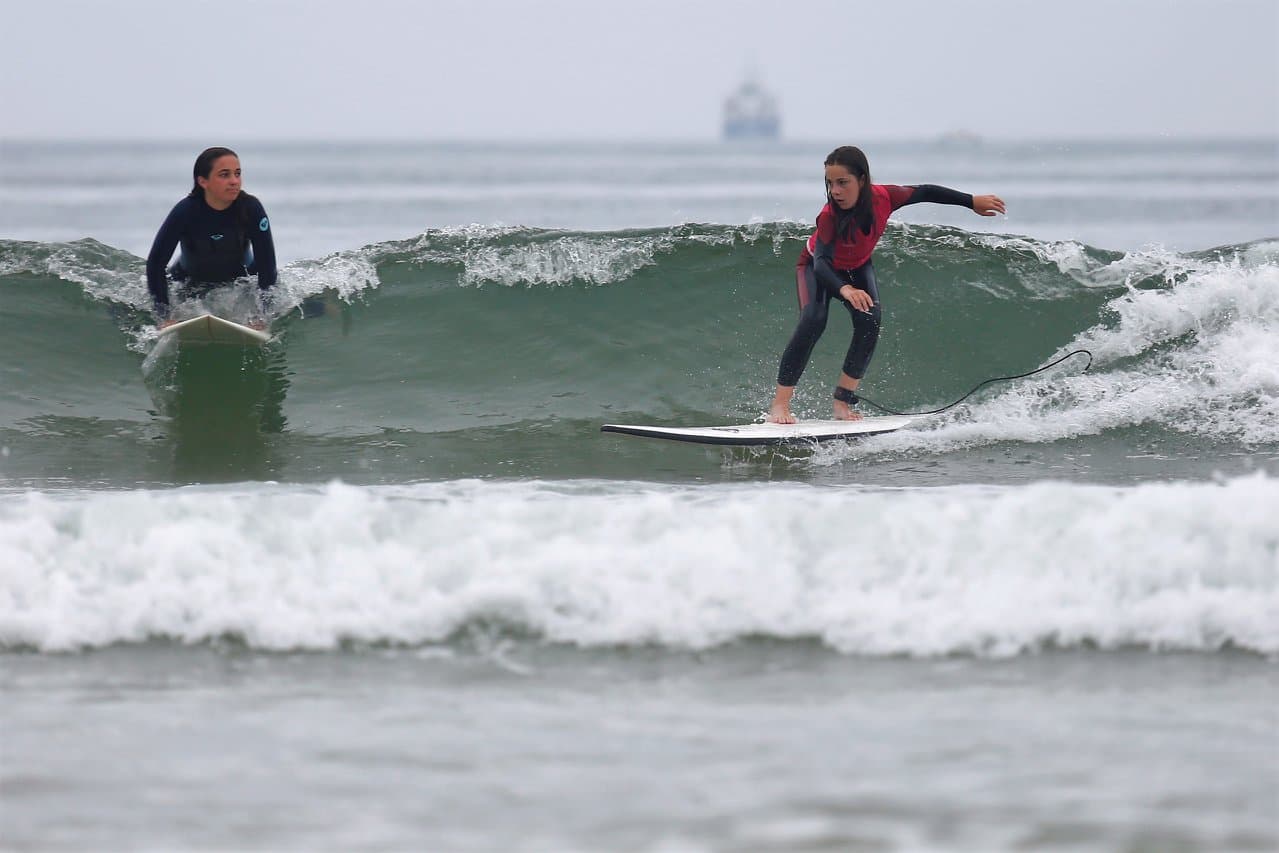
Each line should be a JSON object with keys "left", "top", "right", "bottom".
{"left": 0, "top": 226, "right": 1272, "bottom": 487}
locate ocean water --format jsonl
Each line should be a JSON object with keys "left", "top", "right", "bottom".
{"left": 2, "top": 138, "right": 1277, "bottom": 851}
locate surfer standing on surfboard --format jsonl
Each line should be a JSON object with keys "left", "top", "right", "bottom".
{"left": 766, "top": 146, "right": 1004, "bottom": 424}
{"left": 146, "top": 147, "right": 277, "bottom": 329}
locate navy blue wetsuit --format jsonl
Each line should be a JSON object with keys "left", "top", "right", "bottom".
{"left": 146, "top": 192, "right": 277, "bottom": 319}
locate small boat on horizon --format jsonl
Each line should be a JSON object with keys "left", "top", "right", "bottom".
{"left": 722, "top": 76, "right": 781, "bottom": 141}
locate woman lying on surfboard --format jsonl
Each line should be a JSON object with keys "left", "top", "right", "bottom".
{"left": 766, "top": 145, "right": 1004, "bottom": 423}
{"left": 146, "top": 147, "right": 277, "bottom": 329}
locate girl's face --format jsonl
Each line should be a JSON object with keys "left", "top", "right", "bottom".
{"left": 197, "top": 155, "right": 242, "bottom": 209}
{"left": 825, "top": 164, "right": 864, "bottom": 210}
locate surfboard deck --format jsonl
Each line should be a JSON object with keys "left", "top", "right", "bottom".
{"left": 157, "top": 314, "right": 270, "bottom": 346}
{"left": 600, "top": 415, "right": 922, "bottom": 446}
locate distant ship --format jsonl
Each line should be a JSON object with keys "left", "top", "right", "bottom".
{"left": 722, "top": 76, "right": 781, "bottom": 141}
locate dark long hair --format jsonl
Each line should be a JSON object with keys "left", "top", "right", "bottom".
{"left": 189, "top": 146, "right": 239, "bottom": 198}
{"left": 188, "top": 146, "right": 260, "bottom": 238}
{"left": 824, "top": 146, "right": 873, "bottom": 236}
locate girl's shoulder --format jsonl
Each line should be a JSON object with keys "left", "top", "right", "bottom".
{"left": 874, "top": 184, "right": 915, "bottom": 208}
{"left": 158, "top": 195, "right": 204, "bottom": 229}
{"left": 234, "top": 192, "right": 267, "bottom": 215}
{"left": 169, "top": 194, "right": 201, "bottom": 215}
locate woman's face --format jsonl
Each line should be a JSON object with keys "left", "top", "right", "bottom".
{"left": 197, "top": 155, "right": 242, "bottom": 209}
{"left": 825, "top": 164, "right": 863, "bottom": 210}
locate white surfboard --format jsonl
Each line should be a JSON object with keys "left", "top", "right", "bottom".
{"left": 157, "top": 314, "right": 270, "bottom": 347}
{"left": 601, "top": 414, "right": 922, "bottom": 446}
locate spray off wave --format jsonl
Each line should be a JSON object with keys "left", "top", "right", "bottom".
{"left": 841, "top": 253, "right": 1279, "bottom": 461}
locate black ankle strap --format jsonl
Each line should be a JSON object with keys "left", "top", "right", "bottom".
{"left": 833, "top": 386, "right": 859, "bottom": 405}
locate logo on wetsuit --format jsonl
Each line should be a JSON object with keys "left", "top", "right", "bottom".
{"left": 210, "top": 234, "right": 224, "bottom": 241}
{"left": 259, "top": 217, "right": 270, "bottom": 232}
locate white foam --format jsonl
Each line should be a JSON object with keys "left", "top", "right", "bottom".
{"left": 852, "top": 253, "right": 1279, "bottom": 453}
{"left": 0, "top": 238, "right": 144, "bottom": 303}
{"left": 273, "top": 251, "right": 381, "bottom": 310}
{"left": 970, "top": 232, "right": 1101, "bottom": 283}
{"left": 424, "top": 223, "right": 798, "bottom": 288}
{"left": 2, "top": 477, "right": 1275, "bottom": 655}
{"left": 387, "top": 226, "right": 684, "bottom": 288}
{"left": 457, "top": 234, "right": 672, "bottom": 287}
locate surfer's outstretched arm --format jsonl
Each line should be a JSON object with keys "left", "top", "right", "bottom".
{"left": 886, "top": 184, "right": 1005, "bottom": 216}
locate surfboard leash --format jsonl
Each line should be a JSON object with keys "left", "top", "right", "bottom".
{"left": 854, "top": 349, "right": 1094, "bottom": 417}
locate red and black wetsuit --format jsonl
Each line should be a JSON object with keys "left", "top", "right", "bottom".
{"left": 776, "top": 183, "right": 974, "bottom": 387}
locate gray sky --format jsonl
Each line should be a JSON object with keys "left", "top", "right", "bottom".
{"left": 5, "top": 0, "right": 1276, "bottom": 140}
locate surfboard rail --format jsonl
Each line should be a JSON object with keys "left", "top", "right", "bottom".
{"left": 600, "top": 415, "right": 922, "bottom": 446}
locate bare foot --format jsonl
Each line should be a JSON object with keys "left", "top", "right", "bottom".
{"left": 766, "top": 402, "right": 797, "bottom": 424}
{"left": 833, "top": 400, "right": 863, "bottom": 421}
